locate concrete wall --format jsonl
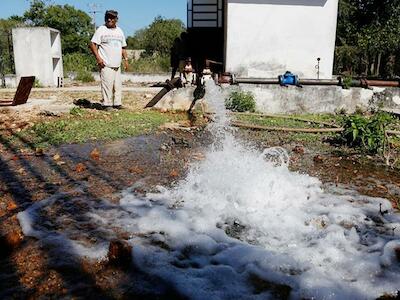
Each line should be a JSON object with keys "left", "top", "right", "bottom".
{"left": 234, "top": 84, "right": 400, "bottom": 114}
{"left": 13, "top": 27, "right": 63, "bottom": 87}
{"left": 225, "top": 0, "right": 339, "bottom": 79}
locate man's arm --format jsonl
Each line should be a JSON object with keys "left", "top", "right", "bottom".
{"left": 89, "top": 42, "right": 105, "bottom": 69}
{"left": 122, "top": 47, "right": 129, "bottom": 71}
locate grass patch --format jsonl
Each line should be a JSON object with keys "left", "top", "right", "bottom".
{"left": 233, "top": 113, "right": 342, "bottom": 145}
{"left": 13, "top": 110, "right": 184, "bottom": 148}
{"left": 235, "top": 113, "right": 341, "bottom": 129}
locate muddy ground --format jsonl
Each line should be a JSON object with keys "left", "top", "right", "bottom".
{"left": 0, "top": 89, "right": 399, "bottom": 299}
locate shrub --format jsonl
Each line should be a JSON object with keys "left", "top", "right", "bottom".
{"left": 225, "top": 91, "right": 256, "bottom": 112}
{"left": 340, "top": 112, "right": 393, "bottom": 154}
{"left": 33, "top": 78, "right": 43, "bottom": 88}
{"left": 128, "top": 54, "right": 170, "bottom": 73}
{"left": 63, "top": 53, "right": 97, "bottom": 75}
{"left": 75, "top": 70, "right": 95, "bottom": 82}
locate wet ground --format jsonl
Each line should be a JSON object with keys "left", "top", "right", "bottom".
{"left": 0, "top": 120, "right": 399, "bottom": 299}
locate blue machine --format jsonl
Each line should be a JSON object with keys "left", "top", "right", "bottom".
{"left": 278, "top": 71, "right": 299, "bottom": 86}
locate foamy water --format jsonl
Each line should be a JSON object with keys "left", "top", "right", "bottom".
{"left": 18, "top": 81, "right": 400, "bottom": 299}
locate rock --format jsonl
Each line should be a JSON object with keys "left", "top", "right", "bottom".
{"left": 144, "top": 94, "right": 153, "bottom": 99}
{"left": 376, "top": 292, "right": 400, "bottom": 299}
{"left": 38, "top": 110, "right": 61, "bottom": 117}
{"left": 107, "top": 240, "right": 132, "bottom": 267}
{"left": 395, "top": 247, "right": 400, "bottom": 263}
{"left": 292, "top": 145, "right": 305, "bottom": 155}
{"left": 172, "top": 137, "right": 190, "bottom": 147}
{"left": 313, "top": 155, "right": 324, "bottom": 163}
{"left": 249, "top": 273, "right": 292, "bottom": 298}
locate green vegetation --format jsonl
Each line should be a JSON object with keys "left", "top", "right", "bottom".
{"left": 128, "top": 55, "right": 170, "bottom": 73}
{"left": 340, "top": 112, "right": 394, "bottom": 154}
{"left": 75, "top": 70, "right": 95, "bottom": 83}
{"left": 225, "top": 91, "right": 256, "bottom": 113}
{"left": 63, "top": 53, "right": 97, "bottom": 75}
{"left": 341, "top": 75, "right": 353, "bottom": 89}
{"left": 335, "top": 0, "right": 400, "bottom": 77}
{"left": 234, "top": 113, "right": 340, "bottom": 144}
{"left": 125, "top": 16, "right": 185, "bottom": 73}
{"left": 13, "top": 111, "right": 182, "bottom": 148}
{"left": 33, "top": 78, "right": 42, "bottom": 88}
{"left": 128, "top": 17, "right": 185, "bottom": 56}
{"left": 23, "top": 0, "right": 93, "bottom": 54}
{"left": 2, "top": 1, "right": 400, "bottom": 78}
{"left": 234, "top": 111, "right": 400, "bottom": 167}
{"left": 69, "top": 107, "right": 84, "bottom": 116}
{"left": 235, "top": 113, "right": 340, "bottom": 129}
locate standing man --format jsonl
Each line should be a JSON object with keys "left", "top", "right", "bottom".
{"left": 90, "top": 10, "right": 128, "bottom": 110}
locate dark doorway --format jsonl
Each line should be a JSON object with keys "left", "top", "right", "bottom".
{"left": 187, "top": 0, "right": 225, "bottom": 74}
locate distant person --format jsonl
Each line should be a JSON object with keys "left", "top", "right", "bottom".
{"left": 178, "top": 32, "right": 189, "bottom": 76}
{"left": 181, "top": 57, "right": 196, "bottom": 86}
{"left": 170, "top": 37, "right": 181, "bottom": 80}
{"left": 90, "top": 10, "right": 128, "bottom": 110}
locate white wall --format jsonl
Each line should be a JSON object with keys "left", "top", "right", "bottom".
{"left": 13, "top": 27, "right": 63, "bottom": 87}
{"left": 225, "top": 0, "right": 339, "bottom": 79}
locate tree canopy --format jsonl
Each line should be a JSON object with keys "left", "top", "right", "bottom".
{"left": 23, "top": 0, "right": 93, "bottom": 54}
{"left": 335, "top": 0, "right": 400, "bottom": 77}
{"left": 127, "top": 17, "right": 185, "bottom": 56}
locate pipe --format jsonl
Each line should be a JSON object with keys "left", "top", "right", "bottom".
{"left": 232, "top": 76, "right": 400, "bottom": 88}
{"left": 234, "top": 77, "right": 340, "bottom": 86}
{"left": 299, "top": 79, "right": 340, "bottom": 85}
{"left": 363, "top": 80, "right": 400, "bottom": 88}
{"left": 234, "top": 78, "right": 279, "bottom": 85}
{"left": 144, "top": 77, "right": 182, "bottom": 108}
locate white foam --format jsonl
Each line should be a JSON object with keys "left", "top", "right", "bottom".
{"left": 18, "top": 81, "right": 400, "bottom": 299}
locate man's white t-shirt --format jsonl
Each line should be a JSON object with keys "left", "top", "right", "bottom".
{"left": 91, "top": 25, "right": 127, "bottom": 68}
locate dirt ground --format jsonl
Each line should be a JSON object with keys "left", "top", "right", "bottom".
{"left": 0, "top": 88, "right": 399, "bottom": 299}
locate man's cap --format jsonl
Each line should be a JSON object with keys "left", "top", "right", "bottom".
{"left": 105, "top": 10, "right": 118, "bottom": 18}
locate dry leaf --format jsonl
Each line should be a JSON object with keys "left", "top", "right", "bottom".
{"left": 90, "top": 148, "right": 100, "bottom": 161}
{"left": 53, "top": 154, "right": 61, "bottom": 161}
{"left": 169, "top": 169, "right": 179, "bottom": 177}
{"left": 75, "top": 163, "right": 86, "bottom": 173}
{"left": 7, "top": 200, "right": 18, "bottom": 211}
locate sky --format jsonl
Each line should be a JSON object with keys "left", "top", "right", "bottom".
{"left": 0, "top": 0, "right": 187, "bottom": 36}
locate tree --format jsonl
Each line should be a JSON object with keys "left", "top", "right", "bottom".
{"left": 23, "top": 0, "right": 93, "bottom": 54}
{"left": 126, "top": 29, "right": 146, "bottom": 50}
{"left": 0, "top": 18, "right": 22, "bottom": 80}
{"left": 140, "top": 17, "right": 185, "bottom": 56}
{"left": 335, "top": 0, "right": 400, "bottom": 77}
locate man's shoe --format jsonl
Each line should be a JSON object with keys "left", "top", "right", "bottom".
{"left": 113, "top": 105, "right": 124, "bottom": 110}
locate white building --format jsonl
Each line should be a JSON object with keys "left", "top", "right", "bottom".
{"left": 12, "top": 27, "right": 63, "bottom": 87}
{"left": 187, "top": 0, "right": 339, "bottom": 79}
